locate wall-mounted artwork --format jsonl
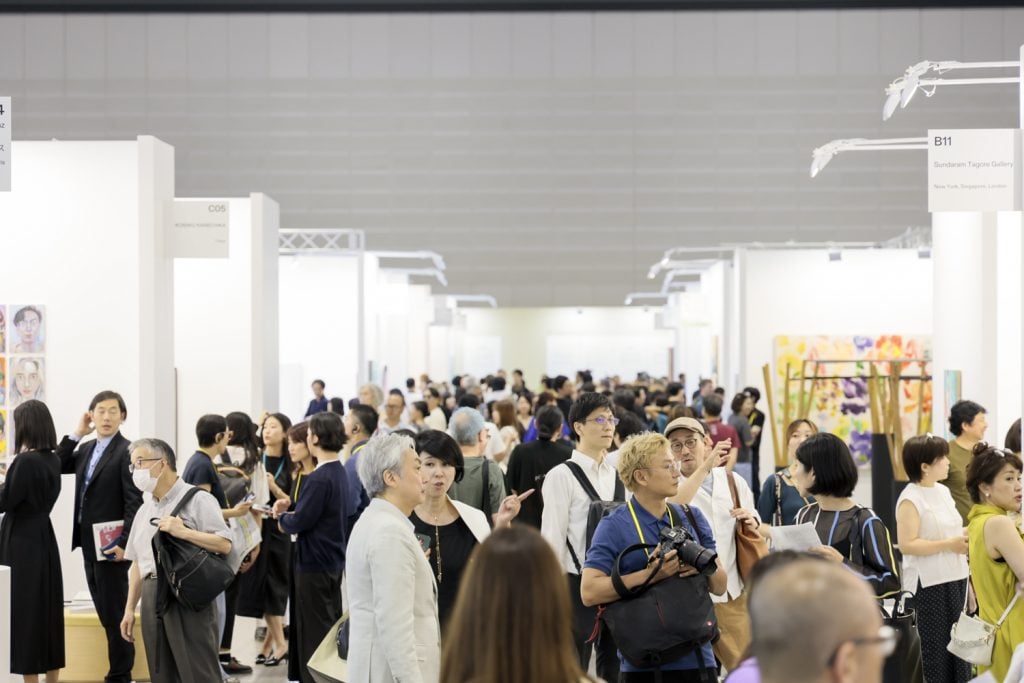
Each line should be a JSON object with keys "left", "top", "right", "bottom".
{"left": 9, "top": 304, "right": 45, "bottom": 354}
{"left": 0, "top": 305, "right": 6, "bottom": 353}
{"left": 773, "top": 335, "right": 932, "bottom": 465}
{"left": 8, "top": 356, "right": 45, "bottom": 409}
{"left": 0, "top": 409, "right": 6, "bottom": 459}
{"left": 0, "top": 356, "right": 5, "bottom": 406}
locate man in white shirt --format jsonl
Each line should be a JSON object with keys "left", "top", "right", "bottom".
{"left": 667, "top": 416, "right": 760, "bottom": 672}
{"left": 119, "top": 438, "right": 233, "bottom": 683}
{"left": 378, "top": 391, "right": 413, "bottom": 436}
{"left": 540, "top": 392, "right": 622, "bottom": 682}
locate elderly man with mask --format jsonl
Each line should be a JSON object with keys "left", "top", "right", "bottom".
{"left": 667, "top": 416, "right": 760, "bottom": 672}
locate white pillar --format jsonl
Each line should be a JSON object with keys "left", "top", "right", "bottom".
{"left": 931, "top": 211, "right": 1000, "bottom": 435}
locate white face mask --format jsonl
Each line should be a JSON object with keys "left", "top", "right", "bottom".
{"left": 132, "top": 465, "right": 160, "bottom": 493}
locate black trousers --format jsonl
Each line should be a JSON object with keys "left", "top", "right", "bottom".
{"left": 292, "top": 571, "right": 343, "bottom": 683}
{"left": 220, "top": 574, "right": 240, "bottom": 653}
{"left": 620, "top": 670, "right": 711, "bottom": 683}
{"left": 567, "top": 573, "right": 620, "bottom": 683}
{"left": 84, "top": 558, "right": 135, "bottom": 683}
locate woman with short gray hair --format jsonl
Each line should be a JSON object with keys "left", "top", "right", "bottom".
{"left": 346, "top": 433, "right": 441, "bottom": 683}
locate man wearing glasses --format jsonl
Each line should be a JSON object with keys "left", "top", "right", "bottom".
{"left": 541, "top": 391, "right": 624, "bottom": 682}
{"left": 120, "top": 438, "right": 233, "bottom": 682}
{"left": 749, "top": 558, "right": 892, "bottom": 683}
{"left": 667, "top": 416, "right": 760, "bottom": 673}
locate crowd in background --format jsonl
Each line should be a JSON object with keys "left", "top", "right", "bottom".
{"left": 1, "top": 368, "right": 1023, "bottom": 683}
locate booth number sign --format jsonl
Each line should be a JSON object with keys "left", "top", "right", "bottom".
{"left": 0, "top": 97, "right": 10, "bottom": 192}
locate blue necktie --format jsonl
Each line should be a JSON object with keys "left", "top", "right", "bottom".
{"left": 84, "top": 440, "right": 108, "bottom": 491}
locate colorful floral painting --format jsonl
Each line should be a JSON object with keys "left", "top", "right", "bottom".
{"left": 773, "top": 335, "right": 932, "bottom": 465}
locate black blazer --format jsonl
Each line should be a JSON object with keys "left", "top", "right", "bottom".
{"left": 504, "top": 439, "right": 572, "bottom": 530}
{"left": 56, "top": 431, "right": 143, "bottom": 561}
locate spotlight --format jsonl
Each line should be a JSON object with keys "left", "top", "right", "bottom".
{"left": 810, "top": 147, "right": 835, "bottom": 179}
{"left": 900, "top": 72, "right": 920, "bottom": 108}
{"left": 882, "top": 85, "right": 902, "bottom": 121}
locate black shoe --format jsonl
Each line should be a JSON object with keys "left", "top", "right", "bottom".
{"left": 255, "top": 655, "right": 267, "bottom": 665}
{"left": 223, "top": 657, "right": 253, "bottom": 675}
{"left": 264, "top": 654, "right": 283, "bottom": 667}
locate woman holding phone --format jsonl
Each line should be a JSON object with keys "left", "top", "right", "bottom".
{"left": 410, "top": 429, "right": 532, "bottom": 628}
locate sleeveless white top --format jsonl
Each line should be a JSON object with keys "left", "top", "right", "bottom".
{"left": 897, "top": 482, "right": 969, "bottom": 589}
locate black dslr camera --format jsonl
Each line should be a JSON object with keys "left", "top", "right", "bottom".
{"left": 656, "top": 525, "right": 718, "bottom": 576}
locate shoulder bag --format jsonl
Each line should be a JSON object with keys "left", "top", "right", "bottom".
{"left": 726, "top": 471, "right": 768, "bottom": 581}
{"left": 562, "top": 460, "right": 626, "bottom": 573}
{"left": 151, "top": 486, "right": 236, "bottom": 613}
{"left": 948, "top": 574, "right": 1020, "bottom": 666}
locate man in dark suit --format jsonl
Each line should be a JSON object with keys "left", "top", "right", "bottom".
{"left": 57, "top": 390, "right": 142, "bottom": 683}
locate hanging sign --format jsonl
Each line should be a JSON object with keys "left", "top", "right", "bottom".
{"left": 0, "top": 97, "right": 10, "bottom": 192}
{"left": 927, "top": 128, "right": 1021, "bottom": 212}
{"left": 167, "top": 199, "right": 230, "bottom": 258}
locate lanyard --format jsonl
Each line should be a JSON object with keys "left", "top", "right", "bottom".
{"left": 293, "top": 472, "right": 305, "bottom": 502}
{"left": 263, "top": 452, "right": 285, "bottom": 481}
{"left": 627, "top": 499, "right": 677, "bottom": 559}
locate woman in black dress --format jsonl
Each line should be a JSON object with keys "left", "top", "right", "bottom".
{"left": 0, "top": 400, "right": 64, "bottom": 682}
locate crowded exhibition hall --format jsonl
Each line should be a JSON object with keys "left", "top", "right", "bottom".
{"left": 1, "top": 1, "right": 1024, "bottom": 683}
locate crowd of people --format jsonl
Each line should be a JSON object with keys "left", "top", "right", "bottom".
{"left": 1, "top": 369, "right": 1023, "bottom": 683}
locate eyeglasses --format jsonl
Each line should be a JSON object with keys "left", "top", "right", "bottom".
{"left": 828, "top": 625, "right": 899, "bottom": 665}
{"left": 643, "top": 461, "right": 683, "bottom": 474}
{"left": 586, "top": 416, "right": 620, "bottom": 427}
{"left": 670, "top": 438, "right": 701, "bottom": 453}
{"left": 129, "top": 457, "right": 163, "bottom": 473}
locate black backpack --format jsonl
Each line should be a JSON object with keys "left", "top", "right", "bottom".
{"left": 151, "top": 486, "right": 235, "bottom": 614}
{"left": 562, "top": 460, "right": 626, "bottom": 572}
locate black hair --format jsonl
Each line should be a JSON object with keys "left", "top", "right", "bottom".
{"left": 196, "top": 414, "right": 227, "bottom": 448}
{"left": 513, "top": 369, "right": 523, "bottom": 376}
{"left": 457, "top": 393, "right": 481, "bottom": 409}
{"left": 424, "top": 387, "right": 440, "bottom": 401}
{"left": 615, "top": 410, "right": 646, "bottom": 442}
{"left": 13, "top": 305, "right": 42, "bottom": 325}
{"left": 416, "top": 429, "right": 465, "bottom": 483}
{"left": 1006, "top": 419, "right": 1022, "bottom": 454}
{"left": 553, "top": 375, "right": 570, "bottom": 392}
{"left": 348, "top": 398, "right": 360, "bottom": 410}
{"left": 703, "top": 393, "right": 724, "bottom": 418}
{"left": 535, "top": 405, "right": 564, "bottom": 441}
{"left": 349, "top": 404, "right": 379, "bottom": 438}
{"left": 13, "top": 399, "right": 57, "bottom": 453}
{"left": 89, "top": 390, "right": 127, "bottom": 419}
{"left": 393, "top": 428, "right": 419, "bottom": 440}
{"left": 666, "top": 382, "right": 684, "bottom": 397}
{"left": 612, "top": 389, "right": 636, "bottom": 412}
{"left": 713, "top": 387, "right": 726, "bottom": 397}
{"left": 967, "top": 442, "right": 1024, "bottom": 504}
{"left": 698, "top": 379, "right": 713, "bottom": 389}
{"left": 568, "top": 392, "right": 613, "bottom": 440}
{"left": 412, "top": 401, "right": 429, "bottom": 420}
{"left": 260, "top": 412, "right": 293, "bottom": 451}
{"left": 311, "top": 379, "right": 325, "bottom": 390}
{"left": 490, "top": 376, "right": 507, "bottom": 391}
{"left": 226, "top": 411, "right": 261, "bottom": 472}
{"left": 901, "top": 434, "right": 949, "bottom": 483}
{"left": 730, "top": 393, "right": 748, "bottom": 414}
{"left": 328, "top": 397, "right": 346, "bottom": 415}
{"left": 386, "top": 390, "right": 406, "bottom": 406}
{"left": 452, "top": 375, "right": 463, "bottom": 388}
{"left": 949, "top": 400, "right": 986, "bottom": 437}
{"left": 406, "top": 377, "right": 416, "bottom": 390}
{"left": 743, "top": 387, "right": 761, "bottom": 403}
{"left": 794, "top": 433, "right": 858, "bottom": 498}
{"left": 309, "top": 412, "right": 347, "bottom": 452}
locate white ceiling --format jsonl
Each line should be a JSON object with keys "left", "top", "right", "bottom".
{"left": 3, "top": 8, "right": 1021, "bottom": 304}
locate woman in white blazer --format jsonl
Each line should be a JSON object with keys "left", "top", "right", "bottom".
{"left": 410, "top": 430, "right": 532, "bottom": 627}
{"left": 347, "top": 433, "right": 441, "bottom": 683}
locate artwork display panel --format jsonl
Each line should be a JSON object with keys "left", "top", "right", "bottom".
{"left": 773, "top": 335, "right": 932, "bottom": 466}
{"left": 0, "top": 303, "right": 47, "bottom": 459}
{"left": 8, "top": 304, "right": 45, "bottom": 354}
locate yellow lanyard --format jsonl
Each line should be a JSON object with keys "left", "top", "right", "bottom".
{"left": 293, "top": 472, "right": 305, "bottom": 501}
{"left": 627, "top": 499, "right": 678, "bottom": 559}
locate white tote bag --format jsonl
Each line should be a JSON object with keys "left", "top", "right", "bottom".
{"left": 948, "top": 584, "right": 1019, "bottom": 666}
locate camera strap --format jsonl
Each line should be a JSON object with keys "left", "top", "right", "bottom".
{"left": 627, "top": 499, "right": 678, "bottom": 559}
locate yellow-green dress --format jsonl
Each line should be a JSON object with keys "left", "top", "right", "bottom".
{"left": 967, "top": 503, "right": 1024, "bottom": 680}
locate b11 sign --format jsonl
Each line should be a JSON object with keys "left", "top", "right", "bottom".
{"left": 928, "top": 129, "right": 1021, "bottom": 212}
{"left": 0, "top": 97, "right": 10, "bottom": 192}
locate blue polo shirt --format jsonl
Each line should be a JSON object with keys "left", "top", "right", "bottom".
{"left": 584, "top": 499, "right": 717, "bottom": 673}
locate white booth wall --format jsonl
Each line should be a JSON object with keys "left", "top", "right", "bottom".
{"left": 461, "top": 307, "right": 673, "bottom": 384}
{"left": 737, "top": 248, "right": 934, "bottom": 482}
{"left": 0, "top": 137, "right": 175, "bottom": 600}
{"left": 173, "top": 194, "right": 280, "bottom": 454}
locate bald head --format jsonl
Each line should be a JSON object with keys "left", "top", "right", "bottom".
{"left": 750, "top": 560, "right": 883, "bottom": 683}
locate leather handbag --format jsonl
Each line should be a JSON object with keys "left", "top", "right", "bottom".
{"left": 151, "top": 487, "right": 236, "bottom": 613}
{"left": 882, "top": 593, "right": 923, "bottom": 683}
{"left": 948, "top": 580, "right": 1020, "bottom": 666}
{"left": 725, "top": 471, "right": 768, "bottom": 580}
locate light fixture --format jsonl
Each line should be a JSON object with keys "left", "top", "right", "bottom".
{"left": 446, "top": 294, "right": 497, "bottom": 308}
{"left": 882, "top": 59, "right": 1020, "bottom": 121}
{"left": 371, "top": 250, "right": 447, "bottom": 271}
{"left": 381, "top": 267, "right": 448, "bottom": 287}
{"left": 624, "top": 292, "right": 669, "bottom": 306}
{"left": 809, "top": 137, "right": 928, "bottom": 178}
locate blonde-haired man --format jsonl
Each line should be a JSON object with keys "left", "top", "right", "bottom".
{"left": 581, "top": 432, "right": 727, "bottom": 682}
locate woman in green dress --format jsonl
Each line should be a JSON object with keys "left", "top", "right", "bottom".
{"left": 965, "top": 443, "right": 1024, "bottom": 681}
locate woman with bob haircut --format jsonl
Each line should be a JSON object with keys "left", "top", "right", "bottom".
{"left": 792, "top": 433, "right": 900, "bottom": 598}
{"left": 441, "top": 525, "right": 596, "bottom": 683}
{"left": 895, "top": 435, "right": 970, "bottom": 683}
{"left": 964, "top": 444, "right": 1024, "bottom": 681}
{"left": 410, "top": 429, "right": 529, "bottom": 627}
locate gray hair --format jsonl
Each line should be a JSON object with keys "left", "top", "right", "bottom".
{"left": 448, "top": 407, "right": 486, "bottom": 446}
{"left": 358, "top": 432, "right": 416, "bottom": 499}
{"left": 128, "top": 437, "right": 177, "bottom": 471}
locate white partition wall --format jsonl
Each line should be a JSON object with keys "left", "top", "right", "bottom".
{"left": 0, "top": 136, "right": 176, "bottom": 599}
{"left": 173, "top": 194, "right": 280, "bottom": 454}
